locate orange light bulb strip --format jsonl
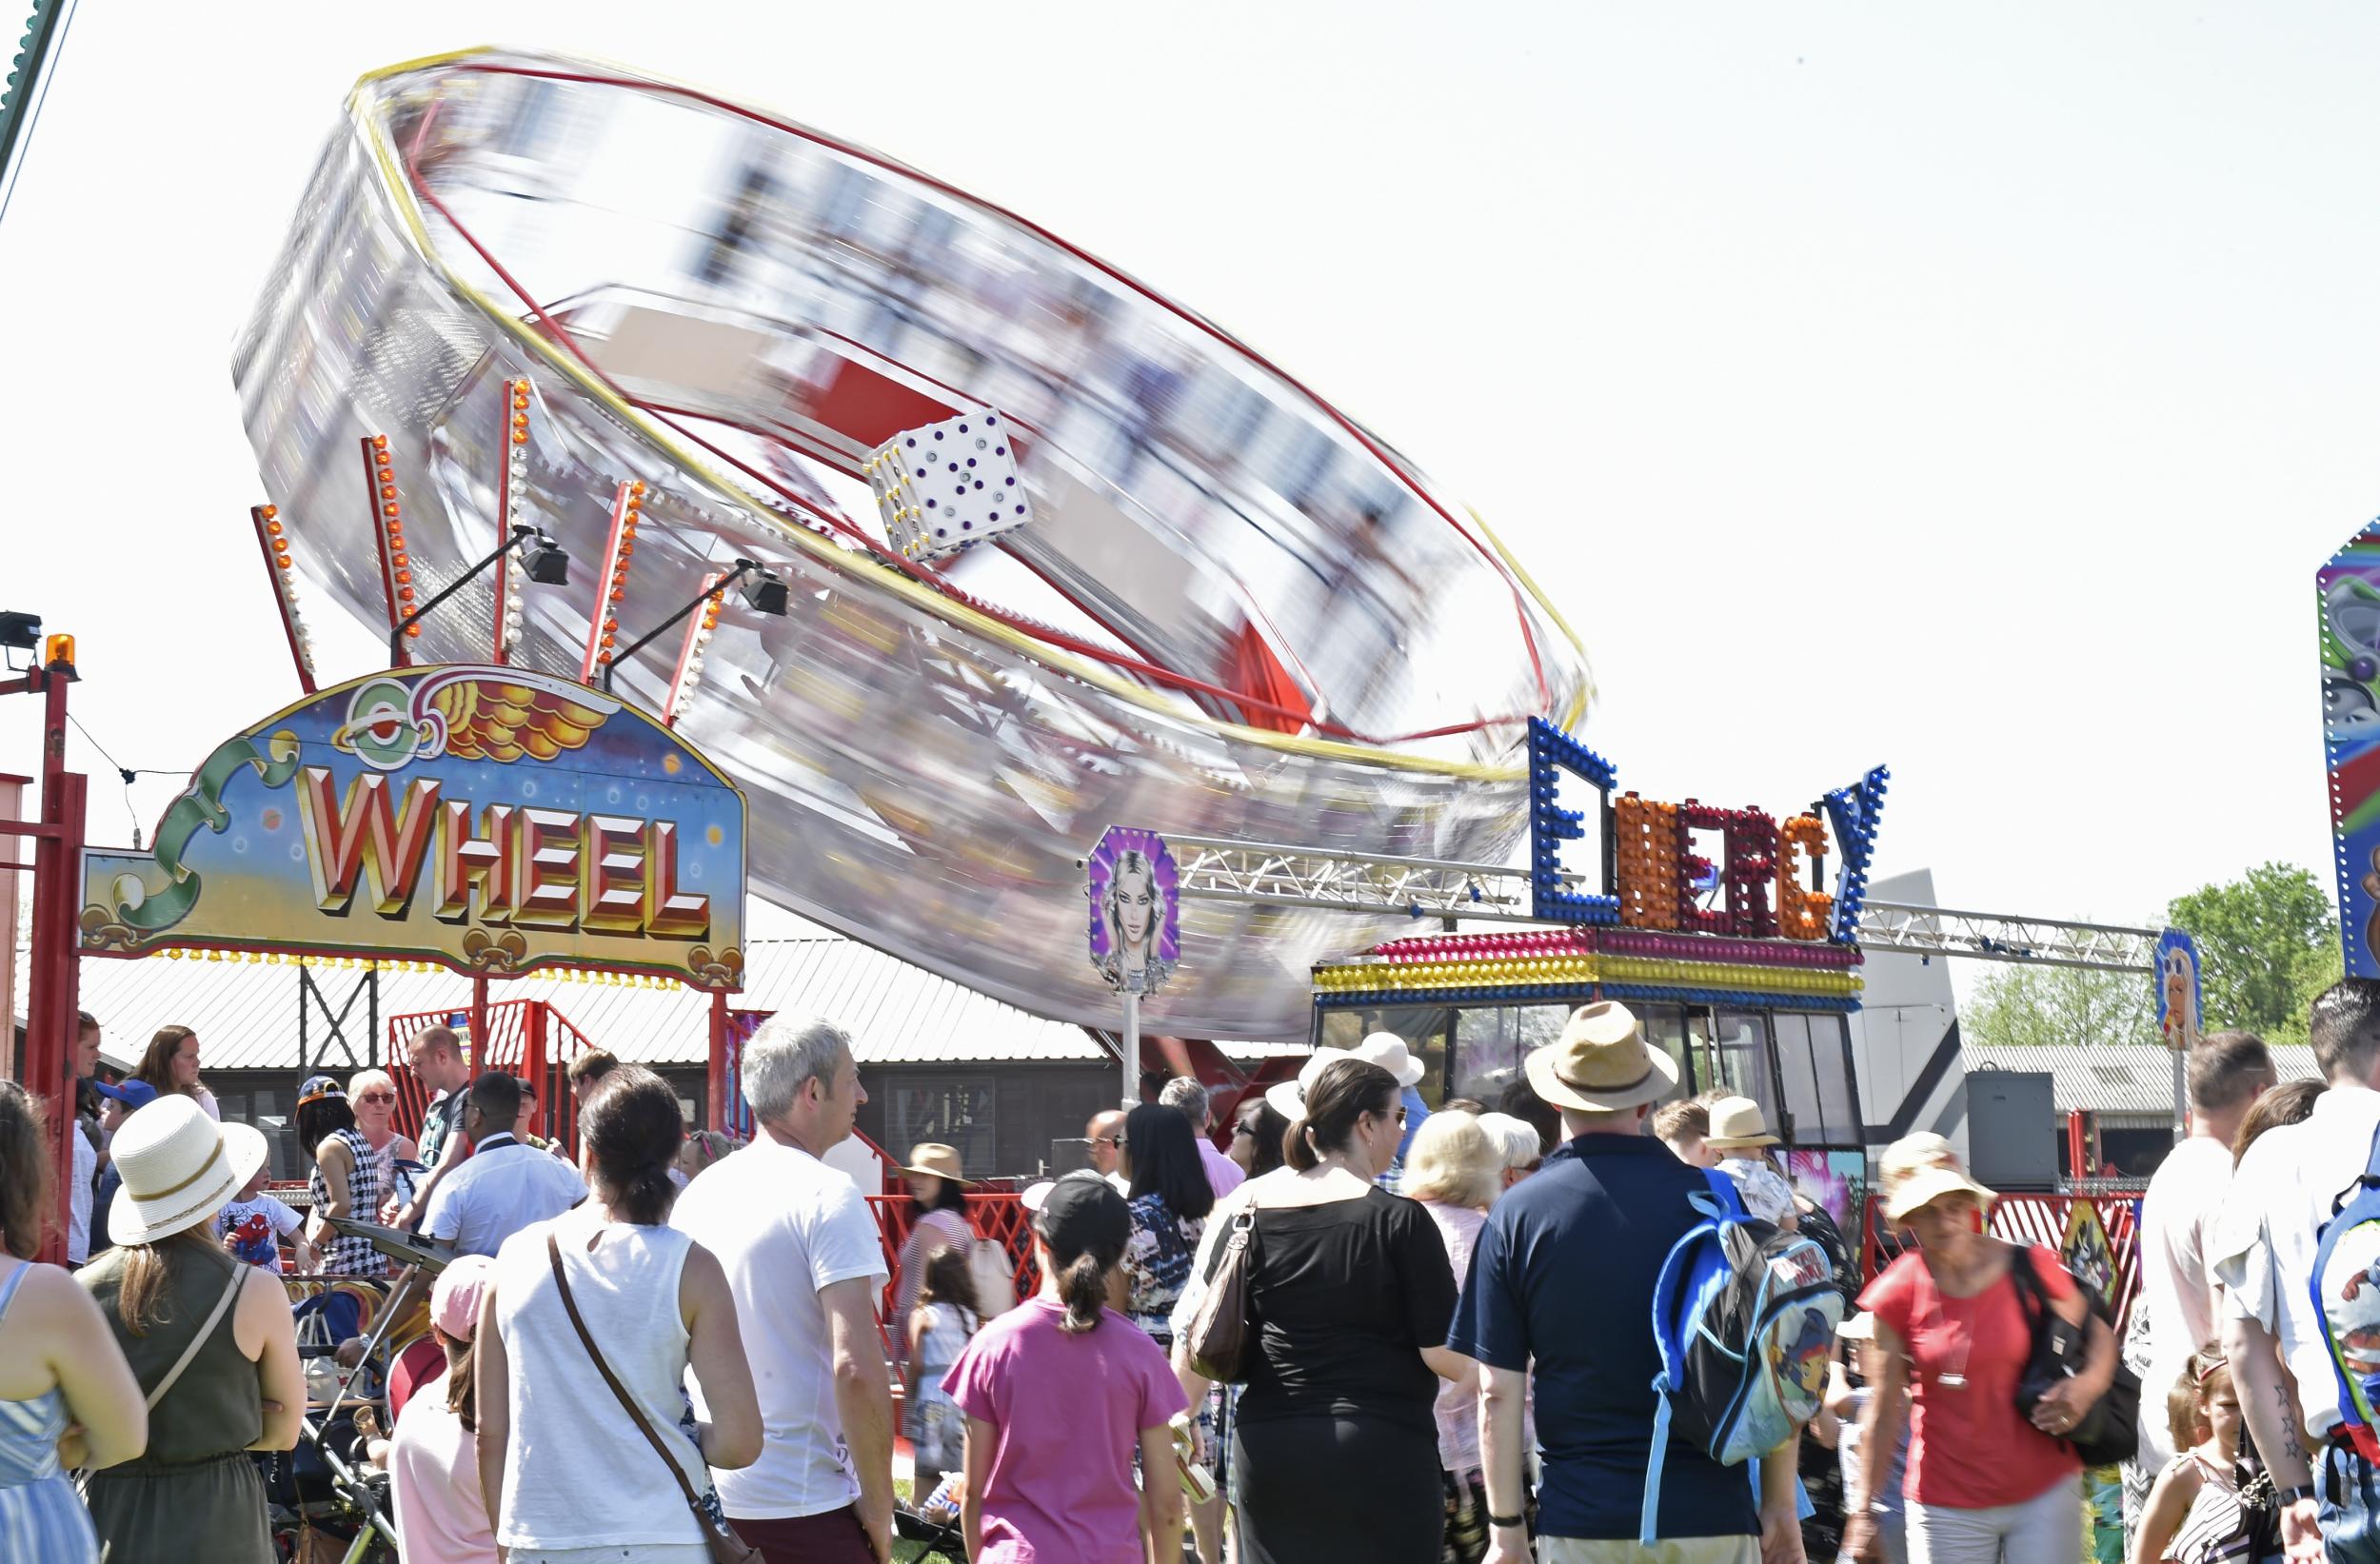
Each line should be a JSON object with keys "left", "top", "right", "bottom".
{"left": 581, "top": 478, "right": 648, "bottom": 684}
{"left": 250, "top": 503, "right": 319, "bottom": 694}
{"left": 361, "top": 435, "right": 415, "bottom": 664}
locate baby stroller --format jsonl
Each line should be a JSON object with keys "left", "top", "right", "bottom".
{"left": 892, "top": 1508, "right": 968, "bottom": 1562}
{"left": 894, "top": 1475, "right": 968, "bottom": 1562}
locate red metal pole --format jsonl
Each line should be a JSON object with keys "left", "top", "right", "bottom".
{"left": 26, "top": 666, "right": 82, "bottom": 1264}
{"left": 708, "top": 988, "right": 728, "bottom": 1133}
{"left": 523, "top": 1000, "right": 547, "bottom": 1139}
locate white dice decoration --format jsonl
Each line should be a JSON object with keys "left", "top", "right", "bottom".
{"left": 863, "top": 410, "right": 1031, "bottom": 564}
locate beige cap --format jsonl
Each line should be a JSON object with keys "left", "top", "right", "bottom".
{"left": 1878, "top": 1132, "right": 1996, "bottom": 1223}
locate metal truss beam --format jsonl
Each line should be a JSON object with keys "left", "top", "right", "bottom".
{"left": 1164, "top": 834, "right": 1574, "bottom": 924}
{"left": 1857, "top": 901, "right": 2157, "bottom": 974}
{"left": 1166, "top": 836, "right": 2158, "bottom": 974}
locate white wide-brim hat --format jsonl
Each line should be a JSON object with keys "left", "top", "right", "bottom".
{"left": 109, "top": 1094, "right": 268, "bottom": 1246}
{"left": 1265, "top": 1032, "right": 1426, "bottom": 1118}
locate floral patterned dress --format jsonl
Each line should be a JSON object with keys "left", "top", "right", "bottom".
{"left": 1122, "top": 1192, "right": 1205, "bottom": 1348}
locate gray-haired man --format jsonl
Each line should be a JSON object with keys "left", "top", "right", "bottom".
{"left": 1159, "top": 1075, "right": 1245, "bottom": 1198}
{"left": 672, "top": 1017, "right": 893, "bottom": 1563}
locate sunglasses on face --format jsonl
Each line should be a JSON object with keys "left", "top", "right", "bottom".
{"left": 357, "top": 1092, "right": 396, "bottom": 1105}
{"left": 1097, "top": 1135, "right": 1125, "bottom": 1148}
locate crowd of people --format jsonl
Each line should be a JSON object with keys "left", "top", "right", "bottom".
{"left": 5, "top": 980, "right": 2380, "bottom": 1563}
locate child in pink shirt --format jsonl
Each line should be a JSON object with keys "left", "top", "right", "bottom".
{"left": 944, "top": 1173, "right": 1187, "bottom": 1564}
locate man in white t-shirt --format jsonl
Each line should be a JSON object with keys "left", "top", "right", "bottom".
{"left": 2212, "top": 979, "right": 2380, "bottom": 1563}
{"left": 672, "top": 1017, "right": 892, "bottom": 1564}
{"left": 419, "top": 1074, "right": 587, "bottom": 1258}
{"left": 2126, "top": 1030, "right": 2273, "bottom": 1518}
{"left": 1085, "top": 1107, "right": 1131, "bottom": 1195}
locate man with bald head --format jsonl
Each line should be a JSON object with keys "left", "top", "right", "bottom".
{"left": 1085, "top": 1108, "right": 1130, "bottom": 1195}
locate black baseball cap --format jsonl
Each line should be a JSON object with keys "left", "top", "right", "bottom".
{"left": 1033, "top": 1171, "right": 1131, "bottom": 1260}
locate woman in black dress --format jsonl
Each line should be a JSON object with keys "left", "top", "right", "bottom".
{"left": 1180, "top": 1056, "right": 1465, "bottom": 1564}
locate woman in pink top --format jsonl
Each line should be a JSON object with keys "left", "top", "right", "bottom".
{"left": 944, "top": 1174, "right": 1187, "bottom": 1564}
{"left": 388, "top": 1253, "right": 499, "bottom": 1563}
{"left": 1398, "top": 1110, "right": 1506, "bottom": 1564}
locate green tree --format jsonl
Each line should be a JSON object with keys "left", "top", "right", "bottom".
{"left": 1962, "top": 960, "right": 2154, "bottom": 1051}
{"left": 2167, "top": 863, "right": 2342, "bottom": 1044}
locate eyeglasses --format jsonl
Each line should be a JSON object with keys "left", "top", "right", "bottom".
{"left": 356, "top": 1092, "right": 396, "bottom": 1105}
{"left": 1097, "top": 1135, "right": 1126, "bottom": 1148}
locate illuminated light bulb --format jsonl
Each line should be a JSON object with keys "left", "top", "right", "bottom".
{"left": 263, "top": 505, "right": 279, "bottom": 520}
{"left": 266, "top": 519, "right": 284, "bottom": 537}
{"left": 512, "top": 430, "right": 528, "bottom": 445}
{"left": 382, "top": 503, "right": 400, "bottom": 519}
{"left": 399, "top": 586, "right": 416, "bottom": 603}
{"left": 371, "top": 435, "right": 388, "bottom": 449}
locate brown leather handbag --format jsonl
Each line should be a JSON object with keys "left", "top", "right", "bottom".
{"left": 545, "top": 1235, "right": 761, "bottom": 1564}
{"left": 1182, "top": 1204, "right": 1260, "bottom": 1382}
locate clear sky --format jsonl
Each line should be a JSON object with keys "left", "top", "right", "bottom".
{"left": 0, "top": 2, "right": 2367, "bottom": 942}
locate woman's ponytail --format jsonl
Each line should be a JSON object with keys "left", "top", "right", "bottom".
{"left": 1057, "top": 1246, "right": 1118, "bottom": 1335}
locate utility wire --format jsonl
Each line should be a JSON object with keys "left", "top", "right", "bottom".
{"left": 64, "top": 712, "right": 183, "bottom": 850}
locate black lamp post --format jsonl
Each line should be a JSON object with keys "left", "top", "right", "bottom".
{"left": 601, "top": 558, "right": 786, "bottom": 695}
{"left": 387, "top": 525, "right": 569, "bottom": 664}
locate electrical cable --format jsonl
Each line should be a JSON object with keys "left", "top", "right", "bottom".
{"left": 64, "top": 711, "right": 184, "bottom": 850}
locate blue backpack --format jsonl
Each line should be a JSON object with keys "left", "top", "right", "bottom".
{"left": 1640, "top": 1170, "right": 1843, "bottom": 1545}
{"left": 2311, "top": 1120, "right": 2380, "bottom": 1466}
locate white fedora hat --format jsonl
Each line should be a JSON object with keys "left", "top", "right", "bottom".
{"left": 1264, "top": 1032, "right": 1426, "bottom": 1118}
{"left": 109, "top": 1094, "right": 268, "bottom": 1246}
{"left": 1703, "top": 1096, "right": 1779, "bottom": 1150}
{"left": 1523, "top": 1001, "right": 1679, "bottom": 1114}
{"left": 1352, "top": 1032, "right": 1426, "bottom": 1089}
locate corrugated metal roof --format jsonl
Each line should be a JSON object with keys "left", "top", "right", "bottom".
{"left": 1963, "top": 1042, "right": 2322, "bottom": 1118}
{"left": 25, "top": 933, "right": 1299, "bottom": 1069}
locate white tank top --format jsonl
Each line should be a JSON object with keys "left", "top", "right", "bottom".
{"left": 492, "top": 1216, "right": 705, "bottom": 1550}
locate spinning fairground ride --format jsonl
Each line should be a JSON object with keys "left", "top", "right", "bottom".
{"left": 236, "top": 49, "right": 1589, "bottom": 1042}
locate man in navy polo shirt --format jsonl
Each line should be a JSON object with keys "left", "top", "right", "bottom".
{"left": 1449, "top": 1001, "right": 1802, "bottom": 1564}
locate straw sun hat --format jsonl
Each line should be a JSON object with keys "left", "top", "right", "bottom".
{"left": 1522, "top": 1001, "right": 1679, "bottom": 1114}
{"left": 895, "top": 1143, "right": 969, "bottom": 1183}
{"left": 109, "top": 1094, "right": 268, "bottom": 1246}
{"left": 1702, "top": 1096, "right": 1779, "bottom": 1151}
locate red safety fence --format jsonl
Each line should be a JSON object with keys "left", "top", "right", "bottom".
{"left": 1861, "top": 1191, "right": 2144, "bottom": 1332}
{"left": 869, "top": 1191, "right": 1037, "bottom": 1359}
{"left": 384, "top": 1000, "right": 599, "bottom": 1160}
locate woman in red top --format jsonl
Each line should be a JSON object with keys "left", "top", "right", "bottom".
{"left": 1844, "top": 1134, "right": 2115, "bottom": 1564}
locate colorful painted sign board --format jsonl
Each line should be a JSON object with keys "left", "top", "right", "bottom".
{"left": 2322, "top": 523, "right": 2380, "bottom": 977}
{"left": 1086, "top": 825, "right": 1179, "bottom": 996}
{"left": 2155, "top": 928, "right": 2203, "bottom": 1054}
{"left": 79, "top": 665, "right": 747, "bottom": 988}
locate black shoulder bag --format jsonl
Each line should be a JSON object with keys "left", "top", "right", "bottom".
{"left": 2006, "top": 1241, "right": 2140, "bottom": 1468}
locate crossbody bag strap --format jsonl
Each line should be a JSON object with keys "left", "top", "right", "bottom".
{"left": 545, "top": 1234, "right": 709, "bottom": 1517}
{"left": 149, "top": 1257, "right": 247, "bottom": 1412}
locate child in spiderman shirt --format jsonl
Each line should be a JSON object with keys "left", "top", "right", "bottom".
{"left": 216, "top": 1162, "right": 315, "bottom": 1274}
